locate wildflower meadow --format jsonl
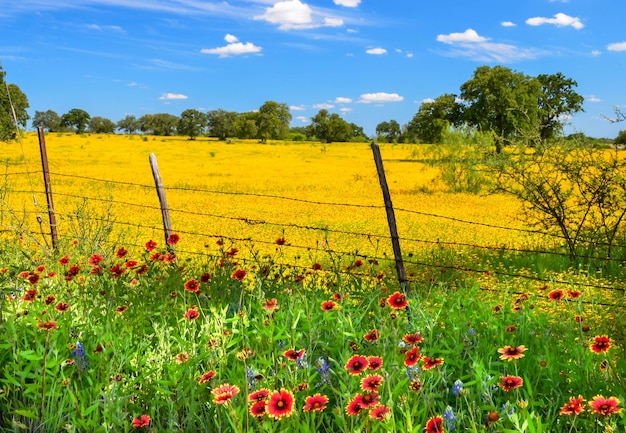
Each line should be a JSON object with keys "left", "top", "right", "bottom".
{"left": 0, "top": 133, "right": 625, "bottom": 432}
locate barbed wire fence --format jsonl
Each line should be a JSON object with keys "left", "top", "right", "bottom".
{"left": 1, "top": 132, "right": 625, "bottom": 314}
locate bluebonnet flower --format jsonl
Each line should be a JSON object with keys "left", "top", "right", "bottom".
{"left": 71, "top": 342, "right": 89, "bottom": 371}
{"left": 406, "top": 365, "right": 420, "bottom": 381}
{"left": 452, "top": 379, "right": 464, "bottom": 397}
{"left": 246, "top": 367, "right": 256, "bottom": 389}
{"left": 315, "top": 358, "right": 331, "bottom": 386}
{"left": 296, "top": 352, "right": 309, "bottom": 370}
{"left": 443, "top": 406, "right": 457, "bottom": 431}
{"left": 502, "top": 402, "right": 515, "bottom": 417}
{"left": 277, "top": 340, "right": 286, "bottom": 349}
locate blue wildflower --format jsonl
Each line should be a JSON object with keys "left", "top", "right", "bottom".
{"left": 315, "top": 357, "right": 331, "bottom": 386}
{"left": 71, "top": 342, "right": 89, "bottom": 371}
{"left": 452, "top": 379, "right": 464, "bottom": 397}
{"left": 443, "top": 406, "right": 457, "bottom": 431}
{"left": 406, "top": 365, "right": 420, "bottom": 381}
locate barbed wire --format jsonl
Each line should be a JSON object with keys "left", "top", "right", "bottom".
{"left": 36, "top": 170, "right": 626, "bottom": 248}
{"left": 7, "top": 188, "right": 626, "bottom": 264}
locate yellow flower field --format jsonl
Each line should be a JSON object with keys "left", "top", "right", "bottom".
{"left": 1, "top": 133, "right": 531, "bottom": 265}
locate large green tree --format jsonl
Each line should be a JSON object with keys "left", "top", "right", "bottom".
{"left": 88, "top": 116, "right": 116, "bottom": 134}
{"left": 61, "top": 108, "right": 91, "bottom": 134}
{"left": 138, "top": 113, "right": 179, "bottom": 136}
{"left": 406, "top": 94, "right": 461, "bottom": 144}
{"left": 256, "top": 101, "right": 291, "bottom": 142}
{"left": 207, "top": 109, "right": 237, "bottom": 140}
{"left": 376, "top": 120, "right": 401, "bottom": 143}
{"left": 32, "top": 110, "right": 62, "bottom": 132}
{"left": 234, "top": 112, "right": 258, "bottom": 139}
{"left": 0, "top": 66, "right": 30, "bottom": 141}
{"left": 460, "top": 66, "right": 542, "bottom": 152}
{"left": 178, "top": 109, "right": 207, "bottom": 140}
{"left": 117, "top": 115, "right": 140, "bottom": 134}
{"left": 536, "top": 72, "right": 584, "bottom": 141}
{"left": 307, "top": 109, "right": 353, "bottom": 143}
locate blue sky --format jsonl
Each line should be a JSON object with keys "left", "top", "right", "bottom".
{"left": 1, "top": 0, "right": 625, "bottom": 138}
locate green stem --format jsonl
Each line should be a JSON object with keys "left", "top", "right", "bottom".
{"left": 39, "top": 330, "right": 51, "bottom": 423}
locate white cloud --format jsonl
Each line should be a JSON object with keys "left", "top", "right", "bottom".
{"left": 84, "top": 24, "right": 125, "bottom": 33}
{"left": 224, "top": 34, "right": 239, "bottom": 43}
{"left": 127, "top": 82, "right": 138, "bottom": 87}
{"left": 587, "top": 95, "right": 601, "bottom": 103}
{"left": 290, "top": 105, "right": 306, "bottom": 111}
{"left": 501, "top": 21, "right": 516, "bottom": 27}
{"left": 334, "top": 0, "right": 361, "bottom": 6}
{"left": 526, "top": 13, "right": 584, "bottom": 30}
{"left": 254, "top": 0, "right": 343, "bottom": 30}
{"left": 254, "top": 0, "right": 313, "bottom": 30}
{"left": 437, "top": 28, "right": 488, "bottom": 44}
{"left": 296, "top": 116, "right": 309, "bottom": 123}
{"left": 358, "top": 92, "right": 404, "bottom": 103}
{"left": 366, "top": 47, "right": 387, "bottom": 55}
{"left": 201, "top": 34, "right": 262, "bottom": 57}
{"left": 335, "top": 97, "right": 352, "bottom": 104}
{"left": 592, "top": 50, "right": 602, "bottom": 56}
{"left": 324, "top": 17, "right": 344, "bottom": 27}
{"left": 340, "top": 107, "right": 352, "bottom": 113}
{"left": 608, "top": 42, "right": 626, "bottom": 52}
{"left": 313, "top": 103, "right": 335, "bottom": 109}
{"left": 159, "top": 93, "right": 188, "bottom": 100}
{"left": 435, "top": 29, "right": 546, "bottom": 63}
{"left": 421, "top": 98, "right": 436, "bottom": 104}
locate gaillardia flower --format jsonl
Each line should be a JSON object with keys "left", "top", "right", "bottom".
{"left": 267, "top": 389, "right": 295, "bottom": 419}
{"left": 497, "top": 345, "right": 527, "bottom": 361}
{"left": 590, "top": 335, "right": 611, "bottom": 354}
{"left": 303, "top": 393, "right": 328, "bottom": 412}
{"left": 498, "top": 375, "right": 523, "bottom": 391}
{"left": 589, "top": 395, "right": 622, "bottom": 416}
{"left": 345, "top": 355, "right": 369, "bottom": 375}
{"left": 560, "top": 395, "right": 585, "bottom": 415}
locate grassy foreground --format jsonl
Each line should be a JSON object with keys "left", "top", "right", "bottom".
{"left": 0, "top": 235, "right": 624, "bottom": 432}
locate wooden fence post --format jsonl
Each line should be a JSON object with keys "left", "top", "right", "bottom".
{"left": 149, "top": 153, "right": 175, "bottom": 256}
{"left": 371, "top": 142, "right": 408, "bottom": 294}
{"left": 37, "top": 127, "right": 58, "bottom": 250}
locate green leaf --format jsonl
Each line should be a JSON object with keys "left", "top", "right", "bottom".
{"left": 13, "top": 408, "right": 37, "bottom": 419}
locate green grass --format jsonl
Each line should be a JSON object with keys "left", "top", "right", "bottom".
{"left": 0, "top": 236, "right": 624, "bottom": 433}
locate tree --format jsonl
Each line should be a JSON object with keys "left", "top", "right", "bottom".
{"left": 61, "top": 108, "right": 91, "bottom": 134}
{"left": 489, "top": 141, "right": 626, "bottom": 259}
{"left": 376, "top": 120, "right": 401, "bottom": 143}
{"left": 350, "top": 123, "right": 368, "bottom": 141}
{"left": 406, "top": 94, "right": 462, "bottom": 144}
{"left": 234, "top": 112, "right": 258, "bottom": 139}
{"left": 178, "top": 109, "right": 207, "bottom": 140}
{"left": 615, "top": 130, "right": 626, "bottom": 146}
{"left": 117, "top": 115, "right": 141, "bottom": 134}
{"left": 207, "top": 109, "right": 237, "bottom": 140}
{"left": 138, "top": 113, "right": 179, "bottom": 136}
{"left": 459, "top": 66, "right": 542, "bottom": 152}
{"left": 32, "top": 110, "right": 62, "bottom": 132}
{"left": 256, "top": 101, "right": 291, "bottom": 142}
{"left": 0, "top": 66, "right": 30, "bottom": 141}
{"left": 307, "top": 109, "right": 354, "bottom": 143}
{"left": 88, "top": 116, "right": 116, "bottom": 134}
{"left": 536, "top": 72, "right": 584, "bottom": 141}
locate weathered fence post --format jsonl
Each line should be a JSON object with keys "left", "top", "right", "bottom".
{"left": 371, "top": 142, "right": 408, "bottom": 294}
{"left": 149, "top": 153, "right": 175, "bottom": 256}
{"left": 37, "top": 127, "right": 58, "bottom": 250}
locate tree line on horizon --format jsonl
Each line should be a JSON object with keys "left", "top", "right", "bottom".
{"left": 3, "top": 64, "right": 626, "bottom": 148}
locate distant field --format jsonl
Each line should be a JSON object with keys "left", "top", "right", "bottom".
{"left": 1, "top": 133, "right": 530, "bottom": 264}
